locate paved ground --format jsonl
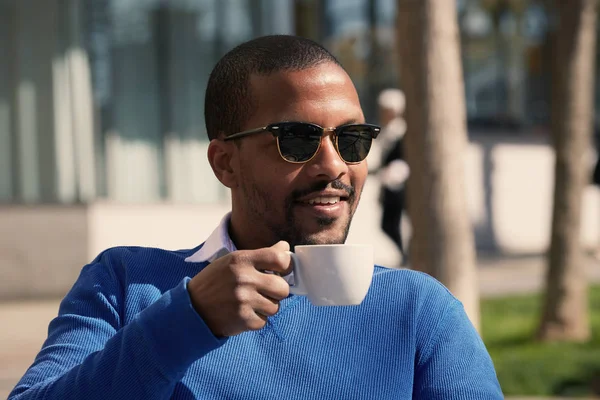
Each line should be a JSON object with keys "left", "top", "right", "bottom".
{"left": 1, "top": 253, "right": 599, "bottom": 399}
{"left": 478, "top": 252, "right": 600, "bottom": 298}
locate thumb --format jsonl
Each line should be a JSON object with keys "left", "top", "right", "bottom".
{"left": 270, "top": 240, "right": 290, "bottom": 252}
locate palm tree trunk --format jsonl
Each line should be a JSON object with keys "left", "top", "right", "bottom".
{"left": 538, "top": 0, "right": 597, "bottom": 342}
{"left": 397, "top": 0, "right": 479, "bottom": 329}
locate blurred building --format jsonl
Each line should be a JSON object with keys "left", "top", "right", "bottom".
{"left": 0, "top": 0, "right": 598, "bottom": 298}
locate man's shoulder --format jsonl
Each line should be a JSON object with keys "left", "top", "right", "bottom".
{"left": 69, "top": 244, "right": 208, "bottom": 299}
{"left": 373, "top": 265, "right": 449, "bottom": 287}
{"left": 83, "top": 244, "right": 206, "bottom": 281}
{"left": 95, "top": 244, "right": 203, "bottom": 265}
{"left": 372, "top": 265, "right": 458, "bottom": 302}
{"left": 369, "top": 266, "right": 465, "bottom": 332}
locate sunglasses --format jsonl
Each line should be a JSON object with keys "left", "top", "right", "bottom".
{"left": 224, "top": 122, "right": 381, "bottom": 164}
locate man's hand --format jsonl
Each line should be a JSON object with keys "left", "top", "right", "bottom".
{"left": 187, "top": 241, "right": 293, "bottom": 337}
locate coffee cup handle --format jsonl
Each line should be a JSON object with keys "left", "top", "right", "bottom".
{"left": 286, "top": 251, "right": 307, "bottom": 295}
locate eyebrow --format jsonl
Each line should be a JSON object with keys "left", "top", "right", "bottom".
{"left": 274, "top": 118, "right": 364, "bottom": 127}
{"left": 339, "top": 118, "right": 363, "bottom": 126}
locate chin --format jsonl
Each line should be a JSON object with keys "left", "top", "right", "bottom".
{"left": 304, "top": 235, "right": 344, "bottom": 246}
{"left": 296, "top": 226, "right": 348, "bottom": 246}
{"left": 286, "top": 215, "right": 353, "bottom": 247}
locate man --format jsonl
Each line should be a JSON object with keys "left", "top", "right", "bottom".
{"left": 9, "top": 35, "right": 502, "bottom": 399}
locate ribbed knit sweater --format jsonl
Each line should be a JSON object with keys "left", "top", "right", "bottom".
{"left": 9, "top": 245, "right": 502, "bottom": 399}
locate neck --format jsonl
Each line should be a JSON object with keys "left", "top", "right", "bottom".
{"left": 228, "top": 209, "right": 274, "bottom": 251}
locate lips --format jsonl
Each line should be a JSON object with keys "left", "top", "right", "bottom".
{"left": 304, "top": 196, "right": 341, "bottom": 205}
{"left": 294, "top": 192, "right": 349, "bottom": 221}
{"left": 296, "top": 190, "right": 350, "bottom": 203}
{"left": 291, "top": 181, "right": 355, "bottom": 222}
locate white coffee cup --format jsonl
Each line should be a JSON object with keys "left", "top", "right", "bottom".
{"left": 286, "top": 244, "right": 374, "bottom": 306}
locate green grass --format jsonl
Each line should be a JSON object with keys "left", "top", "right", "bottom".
{"left": 481, "top": 285, "right": 600, "bottom": 397}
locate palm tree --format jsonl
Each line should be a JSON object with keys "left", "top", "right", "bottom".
{"left": 538, "top": 0, "right": 598, "bottom": 342}
{"left": 397, "top": 0, "right": 480, "bottom": 329}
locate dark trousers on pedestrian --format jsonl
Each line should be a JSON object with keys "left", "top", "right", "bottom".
{"left": 381, "top": 188, "right": 405, "bottom": 257}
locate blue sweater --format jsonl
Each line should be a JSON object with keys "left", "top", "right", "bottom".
{"left": 9, "top": 245, "right": 502, "bottom": 399}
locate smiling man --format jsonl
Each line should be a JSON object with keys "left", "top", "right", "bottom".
{"left": 9, "top": 35, "right": 502, "bottom": 400}
{"left": 215, "top": 62, "right": 367, "bottom": 249}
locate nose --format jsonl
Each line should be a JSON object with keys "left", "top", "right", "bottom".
{"left": 305, "top": 134, "right": 348, "bottom": 179}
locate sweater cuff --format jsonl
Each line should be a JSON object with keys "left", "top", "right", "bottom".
{"left": 136, "top": 277, "right": 227, "bottom": 379}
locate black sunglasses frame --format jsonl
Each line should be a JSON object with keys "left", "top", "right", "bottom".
{"left": 223, "top": 122, "right": 381, "bottom": 164}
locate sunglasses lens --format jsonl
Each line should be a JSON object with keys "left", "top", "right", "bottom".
{"left": 337, "top": 126, "right": 375, "bottom": 163}
{"left": 276, "top": 123, "right": 322, "bottom": 162}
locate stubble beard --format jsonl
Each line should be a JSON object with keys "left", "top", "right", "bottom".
{"left": 241, "top": 179, "right": 359, "bottom": 250}
{"left": 279, "top": 201, "right": 353, "bottom": 249}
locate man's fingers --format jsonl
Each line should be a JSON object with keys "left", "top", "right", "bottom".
{"left": 256, "top": 273, "right": 290, "bottom": 301}
{"left": 270, "top": 240, "right": 290, "bottom": 252}
{"left": 190, "top": 244, "right": 295, "bottom": 337}
{"left": 251, "top": 246, "right": 293, "bottom": 275}
{"left": 253, "top": 295, "right": 280, "bottom": 318}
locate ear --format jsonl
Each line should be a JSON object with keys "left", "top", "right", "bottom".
{"left": 207, "top": 139, "right": 238, "bottom": 188}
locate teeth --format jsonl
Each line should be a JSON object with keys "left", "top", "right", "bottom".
{"left": 307, "top": 196, "right": 340, "bottom": 205}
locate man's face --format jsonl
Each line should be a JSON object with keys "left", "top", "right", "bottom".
{"left": 228, "top": 62, "right": 368, "bottom": 249}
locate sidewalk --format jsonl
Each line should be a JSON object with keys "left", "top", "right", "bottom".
{"left": 478, "top": 252, "right": 600, "bottom": 298}
{"left": 1, "top": 299, "right": 58, "bottom": 399}
{"left": 1, "top": 254, "right": 599, "bottom": 398}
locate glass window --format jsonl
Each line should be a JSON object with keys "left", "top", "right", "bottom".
{"left": 321, "top": 0, "right": 400, "bottom": 123}
{"left": 85, "top": 0, "right": 293, "bottom": 203}
{"left": 0, "top": 0, "right": 293, "bottom": 204}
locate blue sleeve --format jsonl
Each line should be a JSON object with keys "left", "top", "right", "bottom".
{"left": 8, "top": 256, "right": 225, "bottom": 400}
{"left": 413, "top": 298, "right": 504, "bottom": 400}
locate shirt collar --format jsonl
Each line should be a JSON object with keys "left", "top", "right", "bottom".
{"left": 184, "top": 212, "right": 296, "bottom": 285}
{"left": 184, "top": 212, "right": 237, "bottom": 263}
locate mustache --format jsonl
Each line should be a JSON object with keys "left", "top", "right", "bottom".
{"left": 291, "top": 179, "right": 355, "bottom": 201}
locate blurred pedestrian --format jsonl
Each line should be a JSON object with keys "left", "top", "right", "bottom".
{"left": 376, "top": 89, "right": 410, "bottom": 264}
{"left": 594, "top": 157, "right": 600, "bottom": 185}
{"left": 593, "top": 131, "right": 600, "bottom": 186}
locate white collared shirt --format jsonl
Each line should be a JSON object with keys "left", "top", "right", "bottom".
{"left": 184, "top": 213, "right": 294, "bottom": 284}
{"left": 184, "top": 213, "right": 238, "bottom": 264}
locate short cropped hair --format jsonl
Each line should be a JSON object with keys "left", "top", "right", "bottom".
{"left": 204, "top": 35, "right": 341, "bottom": 140}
